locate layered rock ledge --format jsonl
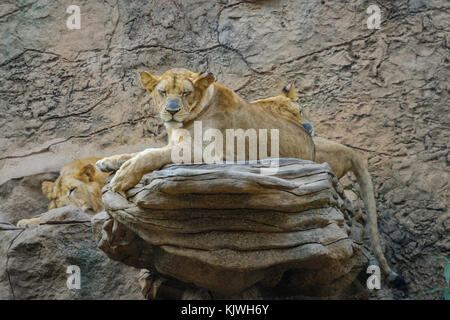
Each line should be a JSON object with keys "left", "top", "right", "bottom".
{"left": 93, "top": 158, "right": 369, "bottom": 299}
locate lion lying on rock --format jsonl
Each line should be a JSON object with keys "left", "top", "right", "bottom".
{"left": 95, "top": 68, "right": 404, "bottom": 288}
{"left": 252, "top": 84, "right": 406, "bottom": 289}
{"left": 95, "top": 68, "right": 315, "bottom": 191}
{"left": 17, "top": 157, "right": 108, "bottom": 228}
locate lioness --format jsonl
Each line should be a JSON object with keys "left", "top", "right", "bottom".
{"left": 252, "top": 83, "right": 314, "bottom": 136}
{"left": 17, "top": 157, "right": 108, "bottom": 228}
{"left": 96, "top": 68, "right": 315, "bottom": 192}
{"left": 252, "top": 85, "right": 406, "bottom": 289}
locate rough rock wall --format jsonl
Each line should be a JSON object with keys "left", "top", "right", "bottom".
{"left": 0, "top": 172, "right": 57, "bottom": 224}
{"left": 0, "top": 0, "right": 448, "bottom": 299}
{"left": 0, "top": 207, "right": 143, "bottom": 299}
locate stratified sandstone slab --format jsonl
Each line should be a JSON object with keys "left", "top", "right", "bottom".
{"left": 93, "top": 159, "right": 368, "bottom": 299}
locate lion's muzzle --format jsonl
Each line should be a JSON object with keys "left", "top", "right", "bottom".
{"left": 166, "top": 99, "right": 180, "bottom": 115}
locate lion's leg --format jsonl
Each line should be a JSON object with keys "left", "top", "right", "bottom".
{"left": 17, "top": 217, "right": 41, "bottom": 228}
{"left": 96, "top": 152, "right": 140, "bottom": 172}
{"left": 110, "top": 146, "right": 173, "bottom": 192}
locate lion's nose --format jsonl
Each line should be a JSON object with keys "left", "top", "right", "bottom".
{"left": 166, "top": 100, "right": 180, "bottom": 115}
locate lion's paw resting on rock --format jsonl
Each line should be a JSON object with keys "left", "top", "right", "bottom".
{"left": 17, "top": 217, "right": 41, "bottom": 228}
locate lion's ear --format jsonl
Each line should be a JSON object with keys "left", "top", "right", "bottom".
{"left": 194, "top": 72, "right": 215, "bottom": 90}
{"left": 140, "top": 71, "right": 159, "bottom": 93}
{"left": 78, "top": 164, "right": 96, "bottom": 182}
{"left": 41, "top": 181, "right": 55, "bottom": 199}
{"left": 282, "top": 83, "right": 297, "bottom": 101}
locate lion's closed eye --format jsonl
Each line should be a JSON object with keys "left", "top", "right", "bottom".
{"left": 68, "top": 186, "right": 77, "bottom": 195}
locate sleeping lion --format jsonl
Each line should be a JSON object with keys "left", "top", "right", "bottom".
{"left": 17, "top": 157, "right": 108, "bottom": 228}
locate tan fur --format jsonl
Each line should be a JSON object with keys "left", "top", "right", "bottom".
{"left": 251, "top": 87, "right": 401, "bottom": 282}
{"left": 17, "top": 157, "right": 109, "bottom": 228}
{"left": 96, "top": 68, "right": 315, "bottom": 193}
{"left": 252, "top": 83, "right": 303, "bottom": 123}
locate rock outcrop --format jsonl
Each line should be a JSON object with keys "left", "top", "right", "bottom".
{"left": 0, "top": 206, "right": 143, "bottom": 299}
{"left": 94, "top": 159, "right": 369, "bottom": 299}
{"left": 0, "top": 172, "right": 58, "bottom": 224}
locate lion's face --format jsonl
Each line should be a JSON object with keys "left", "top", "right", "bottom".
{"left": 42, "top": 164, "right": 104, "bottom": 214}
{"left": 139, "top": 68, "right": 215, "bottom": 126}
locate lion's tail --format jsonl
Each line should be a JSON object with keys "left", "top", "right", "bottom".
{"left": 351, "top": 154, "right": 407, "bottom": 290}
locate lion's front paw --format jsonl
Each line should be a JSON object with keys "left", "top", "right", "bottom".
{"left": 110, "top": 158, "right": 143, "bottom": 192}
{"left": 17, "top": 217, "right": 40, "bottom": 228}
{"left": 96, "top": 156, "right": 125, "bottom": 172}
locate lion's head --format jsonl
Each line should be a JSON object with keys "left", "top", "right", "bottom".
{"left": 251, "top": 83, "right": 305, "bottom": 123}
{"left": 42, "top": 163, "right": 105, "bottom": 214}
{"left": 139, "top": 68, "right": 215, "bottom": 127}
{"left": 251, "top": 83, "right": 315, "bottom": 136}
